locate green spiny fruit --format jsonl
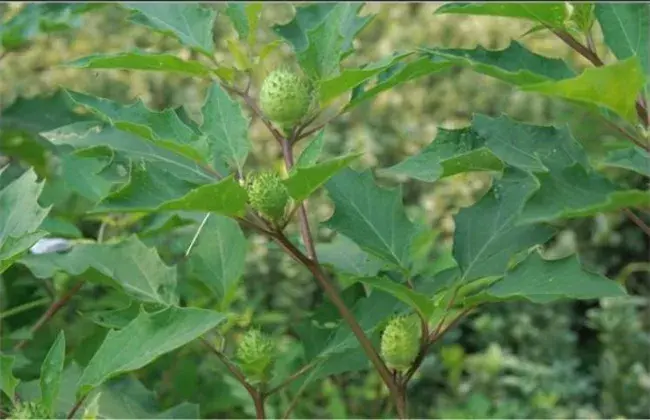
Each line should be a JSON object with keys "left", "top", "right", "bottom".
{"left": 259, "top": 68, "right": 313, "bottom": 126}
{"left": 246, "top": 171, "right": 290, "bottom": 223}
{"left": 380, "top": 315, "right": 420, "bottom": 372}
{"left": 8, "top": 401, "right": 50, "bottom": 419}
{"left": 236, "top": 329, "right": 276, "bottom": 384}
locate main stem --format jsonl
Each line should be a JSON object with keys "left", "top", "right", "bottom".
{"left": 277, "top": 137, "right": 404, "bottom": 417}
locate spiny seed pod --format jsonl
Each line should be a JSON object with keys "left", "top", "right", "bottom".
{"left": 236, "top": 329, "right": 276, "bottom": 384}
{"left": 380, "top": 315, "right": 420, "bottom": 372}
{"left": 259, "top": 68, "right": 313, "bottom": 126}
{"left": 8, "top": 401, "right": 50, "bottom": 419}
{"left": 246, "top": 171, "right": 290, "bottom": 223}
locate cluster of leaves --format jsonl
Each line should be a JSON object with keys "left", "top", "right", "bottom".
{"left": 1, "top": 2, "right": 647, "bottom": 419}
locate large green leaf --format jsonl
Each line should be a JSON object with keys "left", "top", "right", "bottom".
{"left": 316, "top": 234, "right": 385, "bottom": 277}
{"left": 20, "top": 235, "right": 178, "bottom": 306}
{"left": 56, "top": 152, "right": 116, "bottom": 203}
{"left": 434, "top": 2, "right": 569, "bottom": 28}
{"left": 65, "top": 90, "right": 207, "bottom": 163}
{"left": 519, "top": 164, "right": 650, "bottom": 223}
{"left": 484, "top": 252, "right": 626, "bottom": 303}
{"left": 273, "top": 3, "right": 373, "bottom": 79}
{"left": 453, "top": 168, "right": 555, "bottom": 283}
{"left": 595, "top": 4, "right": 650, "bottom": 76}
{"left": 345, "top": 56, "right": 453, "bottom": 110}
{"left": 324, "top": 168, "right": 418, "bottom": 270}
{"left": 19, "top": 363, "right": 199, "bottom": 419}
{"left": 0, "top": 355, "right": 19, "bottom": 401}
{"left": 318, "top": 52, "right": 411, "bottom": 104}
{"left": 471, "top": 114, "right": 588, "bottom": 172}
{"left": 40, "top": 331, "right": 66, "bottom": 416}
{"left": 1, "top": 3, "right": 101, "bottom": 50}
{"left": 381, "top": 127, "right": 503, "bottom": 182}
{"left": 185, "top": 215, "right": 246, "bottom": 308}
{"left": 424, "top": 41, "right": 576, "bottom": 86}
{"left": 76, "top": 306, "right": 225, "bottom": 397}
{"left": 521, "top": 57, "right": 646, "bottom": 124}
{"left": 159, "top": 176, "right": 248, "bottom": 217}
{"left": 601, "top": 146, "right": 650, "bottom": 177}
{"left": 355, "top": 276, "right": 435, "bottom": 319}
{"left": 0, "top": 169, "right": 51, "bottom": 274}
{"left": 200, "top": 84, "right": 250, "bottom": 174}
{"left": 284, "top": 154, "right": 361, "bottom": 203}
{"left": 123, "top": 3, "right": 217, "bottom": 56}
{"left": 42, "top": 122, "right": 217, "bottom": 184}
{"left": 67, "top": 52, "right": 214, "bottom": 77}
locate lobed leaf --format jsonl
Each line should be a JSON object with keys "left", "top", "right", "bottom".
{"left": 601, "top": 146, "right": 650, "bottom": 177}
{"left": 434, "top": 2, "right": 569, "bottom": 28}
{"left": 67, "top": 52, "right": 214, "bottom": 77}
{"left": 355, "top": 276, "right": 435, "bottom": 319}
{"left": 284, "top": 154, "right": 361, "bottom": 203}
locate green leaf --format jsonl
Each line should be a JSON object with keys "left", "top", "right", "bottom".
{"left": 424, "top": 41, "right": 576, "bottom": 86}
{"left": 42, "top": 123, "right": 217, "bottom": 184}
{"left": 519, "top": 163, "right": 650, "bottom": 224}
{"left": 295, "top": 130, "right": 325, "bottom": 169}
{"left": 520, "top": 57, "right": 646, "bottom": 124}
{"left": 484, "top": 252, "right": 626, "bottom": 303}
{"left": 471, "top": 114, "right": 588, "bottom": 173}
{"left": 284, "top": 154, "right": 361, "bottom": 203}
{"left": 319, "top": 52, "right": 411, "bottom": 104}
{"left": 123, "top": 3, "right": 217, "bottom": 56}
{"left": 40, "top": 331, "right": 66, "bottom": 415}
{"left": 65, "top": 90, "right": 206, "bottom": 163}
{"left": 0, "top": 169, "right": 51, "bottom": 274}
{"left": 316, "top": 234, "right": 385, "bottom": 277}
{"left": 324, "top": 168, "right": 418, "bottom": 270}
{"left": 355, "top": 276, "right": 435, "bottom": 319}
{"left": 57, "top": 152, "right": 117, "bottom": 203}
{"left": 19, "top": 363, "right": 199, "bottom": 419}
{"left": 453, "top": 168, "right": 555, "bottom": 283}
{"left": 435, "top": 2, "right": 569, "bottom": 28}
{"left": 601, "top": 146, "right": 650, "bottom": 177}
{"left": 345, "top": 57, "right": 453, "bottom": 111}
{"left": 595, "top": 4, "right": 650, "bottom": 76}
{"left": 381, "top": 127, "right": 503, "bottom": 182}
{"left": 201, "top": 84, "right": 250, "bottom": 174}
{"left": 159, "top": 176, "right": 248, "bottom": 217}
{"left": 76, "top": 306, "right": 225, "bottom": 397}
{"left": 273, "top": 3, "right": 374, "bottom": 79}
{"left": 569, "top": 3, "right": 595, "bottom": 33}
{"left": 21, "top": 235, "right": 178, "bottom": 306}
{"left": 226, "top": 3, "right": 262, "bottom": 45}
{"left": 67, "top": 52, "right": 213, "bottom": 77}
{"left": 0, "top": 355, "right": 19, "bottom": 401}
{"left": 186, "top": 215, "right": 246, "bottom": 307}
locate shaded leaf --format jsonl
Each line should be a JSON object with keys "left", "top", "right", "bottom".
{"left": 435, "top": 2, "right": 569, "bottom": 28}
{"left": 226, "top": 3, "right": 262, "bottom": 45}
{"left": 273, "top": 3, "right": 373, "bottom": 79}
{"left": 67, "top": 52, "right": 213, "bottom": 77}
{"left": 0, "top": 355, "right": 19, "bottom": 401}
{"left": 519, "top": 164, "right": 650, "bottom": 223}
{"left": 284, "top": 154, "right": 361, "bottom": 202}
{"left": 123, "top": 3, "right": 217, "bottom": 56}
{"left": 324, "top": 168, "right": 418, "bottom": 269}
{"left": 40, "top": 331, "right": 66, "bottom": 415}
{"left": 76, "top": 306, "right": 225, "bottom": 397}
{"left": 453, "top": 168, "right": 555, "bottom": 283}
{"left": 381, "top": 127, "right": 503, "bottom": 182}
{"left": 57, "top": 153, "right": 116, "bottom": 203}
{"left": 424, "top": 41, "right": 576, "bottom": 85}
{"left": 485, "top": 252, "right": 626, "bottom": 303}
{"left": 355, "top": 276, "right": 435, "bottom": 318}
{"left": 601, "top": 146, "right": 650, "bottom": 177}
{"left": 159, "top": 176, "right": 248, "bottom": 217}
{"left": 345, "top": 56, "right": 453, "bottom": 110}
{"left": 201, "top": 84, "right": 250, "bottom": 173}
{"left": 595, "top": 4, "right": 650, "bottom": 75}
{"left": 521, "top": 57, "right": 646, "bottom": 123}
{"left": 316, "top": 234, "right": 385, "bottom": 277}
{"left": 66, "top": 90, "right": 206, "bottom": 162}
{"left": 0, "top": 169, "right": 51, "bottom": 274}
{"left": 186, "top": 215, "right": 246, "bottom": 307}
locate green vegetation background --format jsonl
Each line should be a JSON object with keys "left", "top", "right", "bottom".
{"left": 1, "top": 3, "right": 648, "bottom": 419}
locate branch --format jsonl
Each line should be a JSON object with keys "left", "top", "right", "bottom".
{"left": 66, "top": 394, "right": 87, "bottom": 419}
{"left": 624, "top": 209, "right": 650, "bottom": 237}
{"left": 265, "top": 362, "right": 316, "bottom": 396}
{"left": 13, "top": 281, "right": 84, "bottom": 351}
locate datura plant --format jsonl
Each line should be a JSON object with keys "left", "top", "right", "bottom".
{"left": 0, "top": 2, "right": 647, "bottom": 420}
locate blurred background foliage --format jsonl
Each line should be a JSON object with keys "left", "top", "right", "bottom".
{"left": 1, "top": 2, "right": 648, "bottom": 419}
